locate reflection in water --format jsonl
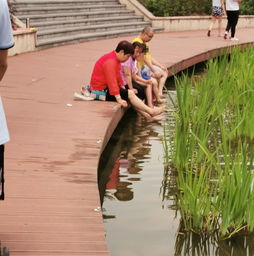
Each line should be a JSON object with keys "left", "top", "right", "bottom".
{"left": 174, "top": 228, "right": 254, "bottom": 256}
{"left": 98, "top": 109, "right": 180, "bottom": 256}
{"left": 98, "top": 109, "right": 157, "bottom": 207}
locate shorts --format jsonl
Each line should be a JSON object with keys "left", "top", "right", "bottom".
{"left": 106, "top": 87, "right": 129, "bottom": 102}
{"left": 140, "top": 65, "right": 163, "bottom": 80}
{"left": 212, "top": 6, "right": 224, "bottom": 17}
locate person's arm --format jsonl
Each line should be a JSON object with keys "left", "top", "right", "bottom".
{"left": 114, "top": 94, "right": 128, "bottom": 107}
{"left": 133, "top": 72, "right": 152, "bottom": 87}
{"left": 221, "top": 0, "right": 226, "bottom": 14}
{"left": 103, "top": 60, "right": 128, "bottom": 107}
{"left": 143, "top": 57, "right": 162, "bottom": 79}
{"left": 151, "top": 57, "right": 167, "bottom": 72}
{"left": 0, "top": 50, "right": 8, "bottom": 82}
{"left": 123, "top": 66, "right": 137, "bottom": 93}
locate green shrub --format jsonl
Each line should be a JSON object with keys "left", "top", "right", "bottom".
{"left": 139, "top": 0, "right": 254, "bottom": 16}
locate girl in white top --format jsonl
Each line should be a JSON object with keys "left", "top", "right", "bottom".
{"left": 224, "top": 0, "right": 241, "bottom": 41}
{"left": 207, "top": 0, "right": 225, "bottom": 37}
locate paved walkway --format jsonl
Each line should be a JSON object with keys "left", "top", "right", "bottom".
{"left": 1, "top": 28, "right": 254, "bottom": 255}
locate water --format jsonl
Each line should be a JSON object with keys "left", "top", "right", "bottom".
{"left": 98, "top": 74, "right": 254, "bottom": 255}
{"left": 98, "top": 107, "right": 180, "bottom": 256}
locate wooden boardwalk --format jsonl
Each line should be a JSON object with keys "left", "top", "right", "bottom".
{"left": 1, "top": 28, "right": 254, "bottom": 255}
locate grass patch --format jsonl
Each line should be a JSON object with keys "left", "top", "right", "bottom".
{"left": 163, "top": 46, "right": 254, "bottom": 239}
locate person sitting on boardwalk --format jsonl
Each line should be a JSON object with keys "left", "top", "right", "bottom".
{"left": 134, "top": 44, "right": 166, "bottom": 106}
{"left": 89, "top": 40, "right": 165, "bottom": 122}
{"left": 133, "top": 26, "right": 168, "bottom": 98}
{"left": 121, "top": 42, "right": 155, "bottom": 108}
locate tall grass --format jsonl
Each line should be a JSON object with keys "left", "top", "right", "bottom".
{"left": 163, "top": 46, "right": 254, "bottom": 239}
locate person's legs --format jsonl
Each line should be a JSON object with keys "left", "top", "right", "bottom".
{"left": 127, "top": 90, "right": 165, "bottom": 119}
{"left": 152, "top": 65, "right": 168, "bottom": 97}
{"left": 135, "top": 81, "right": 153, "bottom": 107}
{"left": 158, "top": 70, "right": 168, "bottom": 97}
{"left": 138, "top": 110, "right": 164, "bottom": 122}
{"left": 144, "top": 83, "right": 153, "bottom": 108}
{"left": 151, "top": 77, "right": 166, "bottom": 104}
{"left": 105, "top": 87, "right": 129, "bottom": 103}
{"left": 230, "top": 10, "right": 239, "bottom": 39}
{"left": 208, "top": 16, "right": 216, "bottom": 36}
{"left": 225, "top": 10, "right": 233, "bottom": 39}
{"left": 217, "top": 16, "right": 223, "bottom": 36}
{"left": 132, "top": 81, "right": 145, "bottom": 101}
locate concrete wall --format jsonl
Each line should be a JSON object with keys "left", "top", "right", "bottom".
{"left": 8, "top": 28, "right": 37, "bottom": 56}
{"left": 119, "top": 0, "right": 254, "bottom": 31}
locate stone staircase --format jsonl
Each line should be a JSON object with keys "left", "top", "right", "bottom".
{"left": 13, "top": 0, "right": 159, "bottom": 49}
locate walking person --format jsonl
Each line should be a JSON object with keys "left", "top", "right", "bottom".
{"left": 224, "top": 0, "right": 241, "bottom": 41}
{"left": 207, "top": 0, "right": 225, "bottom": 37}
{"left": 0, "top": 0, "right": 15, "bottom": 199}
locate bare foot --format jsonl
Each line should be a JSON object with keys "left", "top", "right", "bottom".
{"left": 146, "top": 115, "right": 165, "bottom": 122}
{"left": 151, "top": 106, "right": 165, "bottom": 116}
{"left": 156, "top": 98, "right": 167, "bottom": 104}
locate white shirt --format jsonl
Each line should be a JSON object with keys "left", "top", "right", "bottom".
{"left": 0, "top": 0, "right": 14, "bottom": 144}
{"left": 212, "top": 0, "right": 222, "bottom": 7}
{"left": 0, "top": 0, "right": 15, "bottom": 49}
{"left": 226, "top": 0, "right": 240, "bottom": 11}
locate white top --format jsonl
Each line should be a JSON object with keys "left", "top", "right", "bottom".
{"left": 226, "top": 0, "right": 239, "bottom": 11}
{"left": 0, "top": 0, "right": 14, "bottom": 144}
{"left": 0, "top": 0, "right": 14, "bottom": 49}
{"left": 212, "top": 0, "right": 222, "bottom": 7}
{"left": 0, "top": 97, "right": 10, "bottom": 145}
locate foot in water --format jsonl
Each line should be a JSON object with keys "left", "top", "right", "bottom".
{"left": 146, "top": 115, "right": 165, "bottom": 122}
{"left": 151, "top": 106, "right": 165, "bottom": 116}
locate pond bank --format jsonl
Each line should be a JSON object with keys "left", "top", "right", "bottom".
{"left": 1, "top": 28, "right": 254, "bottom": 255}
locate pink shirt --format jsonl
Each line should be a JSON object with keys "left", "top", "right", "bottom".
{"left": 120, "top": 57, "right": 136, "bottom": 85}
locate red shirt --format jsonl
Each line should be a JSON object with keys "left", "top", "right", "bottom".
{"left": 90, "top": 51, "right": 124, "bottom": 95}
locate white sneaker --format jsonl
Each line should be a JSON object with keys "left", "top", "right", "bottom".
{"left": 73, "top": 92, "right": 94, "bottom": 101}
{"left": 231, "top": 37, "right": 239, "bottom": 41}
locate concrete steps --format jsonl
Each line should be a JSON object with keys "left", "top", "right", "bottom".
{"left": 14, "top": 0, "right": 119, "bottom": 7}
{"left": 38, "top": 28, "right": 150, "bottom": 48}
{"left": 12, "top": 0, "right": 159, "bottom": 49}
{"left": 37, "top": 21, "right": 151, "bottom": 40}
{"left": 32, "top": 16, "right": 144, "bottom": 31}
{"left": 16, "top": 4, "right": 126, "bottom": 15}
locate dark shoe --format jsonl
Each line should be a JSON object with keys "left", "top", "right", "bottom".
{"left": 224, "top": 33, "right": 227, "bottom": 40}
{"left": 207, "top": 30, "right": 211, "bottom": 37}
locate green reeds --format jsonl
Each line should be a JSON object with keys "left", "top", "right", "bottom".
{"left": 163, "top": 46, "right": 254, "bottom": 238}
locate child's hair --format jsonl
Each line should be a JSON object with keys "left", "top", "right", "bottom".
{"left": 132, "top": 41, "right": 147, "bottom": 53}
{"left": 115, "top": 40, "right": 134, "bottom": 55}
